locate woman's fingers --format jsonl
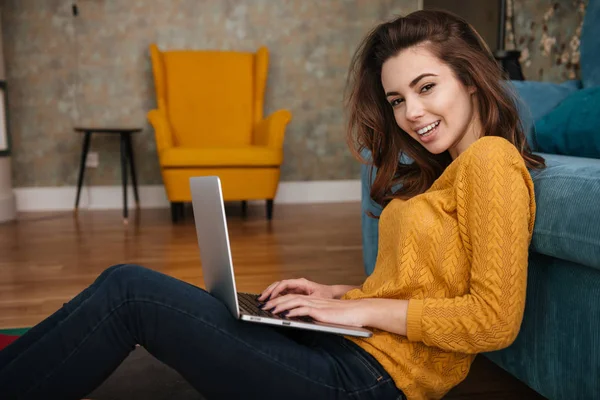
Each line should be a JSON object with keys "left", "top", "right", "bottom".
{"left": 269, "top": 296, "right": 309, "bottom": 314}
{"left": 259, "top": 279, "right": 307, "bottom": 302}
{"left": 258, "top": 281, "right": 280, "bottom": 301}
{"left": 265, "top": 294, "right": 327, "bottom": 314}
{"left": 270, "top": 279, "right": 307, "bottom": 300}
{"left": 286, "top": 306, "right": 321, "bottom": 320}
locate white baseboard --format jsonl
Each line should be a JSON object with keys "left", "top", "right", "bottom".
{"left": 13, "top": 180, "right": 361, "bottom": 211}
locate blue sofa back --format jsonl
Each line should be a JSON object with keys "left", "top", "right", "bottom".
{"left": 581, "top": 0, "right": 600, "bottom": 87}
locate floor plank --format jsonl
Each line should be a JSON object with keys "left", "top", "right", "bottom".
{"left": 0, "top": 202, "right": 545, "bottom": 399}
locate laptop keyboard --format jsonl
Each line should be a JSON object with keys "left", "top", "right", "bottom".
{"left": 237, "top": 292, "right": 313, "bottom": 323}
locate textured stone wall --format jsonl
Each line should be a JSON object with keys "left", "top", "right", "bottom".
{"left": 2, "top": 0, "right": 588, "bottom": 187}
{"left": 2, "top": 0, "right": 417, "bottom": 187}
{"left": 506, "top": 0, "right": 587, "bottom": 81}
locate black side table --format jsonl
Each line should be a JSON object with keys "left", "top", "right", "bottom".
{"left": 74, "top": 127, "right": 142, "bottom": 224}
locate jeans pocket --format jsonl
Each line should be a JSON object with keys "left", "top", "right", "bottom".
{"left": 338, "top": 338, "right": 387, "bottom": 383}
{"left": 336, "top": 338, "right": 406, "bottom": 400}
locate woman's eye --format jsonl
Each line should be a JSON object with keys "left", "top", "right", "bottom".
{"left": 390, "top": 98, "right": 404, "bottom": 107}
{"left": 421, "top": 83, "right": 435, "bottom": 93}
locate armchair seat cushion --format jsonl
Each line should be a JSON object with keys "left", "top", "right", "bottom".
{"left": 160, "top": 146, "right": 282, "bottom": 167}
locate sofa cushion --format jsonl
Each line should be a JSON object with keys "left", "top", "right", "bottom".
{"left": 534, "top": 86, "right": 600, "bottom": 159}
{"left": 509, "top": 80, "right": 582, "bottom": 150}
{"left": 530, "top": 153, "right": 600, "bottom": 270}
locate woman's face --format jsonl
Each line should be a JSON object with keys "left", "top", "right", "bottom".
{"left": 381, "top": 44, "right": 482, "bottom": 159}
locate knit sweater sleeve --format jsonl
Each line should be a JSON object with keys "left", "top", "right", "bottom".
{"left": 405, "top": 137, "right": 536, "bottom": 354}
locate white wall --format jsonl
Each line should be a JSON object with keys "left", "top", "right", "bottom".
{"left": 0, "top": 7, "right": 17, "bottom": 222}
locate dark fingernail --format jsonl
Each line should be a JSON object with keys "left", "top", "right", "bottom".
{"left": 281, "top": 311, "right": 289, "bottom": 317}
{"left": 258, "top": 303, "right": 265, "bottom": 309}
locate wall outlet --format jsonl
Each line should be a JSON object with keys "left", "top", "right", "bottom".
{"left": 85, "top": 152, "right": 99, "bottom": 168}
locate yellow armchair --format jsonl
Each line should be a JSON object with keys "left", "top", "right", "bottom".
{"left": 147, "top": 44, "right": 292, "bottom": 221}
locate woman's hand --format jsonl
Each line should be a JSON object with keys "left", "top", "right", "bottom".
{"left": 261, "top": 295, "right": 373, "bottom": 327}
{"left": 258, "top": 278, "right": 336, "bottom": 302}
{"left": 262, "top": 295, "right": 410, "bottom": 335}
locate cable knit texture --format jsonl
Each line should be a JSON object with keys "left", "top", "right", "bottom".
{"left": 342, "top": 136, "right": 536, "bottom": 400}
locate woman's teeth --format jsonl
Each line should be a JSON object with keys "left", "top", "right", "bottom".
{"left": 417, "top": 120, "right": 440, "bottom": 136}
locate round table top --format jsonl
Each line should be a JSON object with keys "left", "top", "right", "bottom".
{"left": 74, "top": 127, "right": 142, "bottom": 134}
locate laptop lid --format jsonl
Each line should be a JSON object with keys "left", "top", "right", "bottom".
{"left": 190, "top": 176, "right": 241, "bottom": 319}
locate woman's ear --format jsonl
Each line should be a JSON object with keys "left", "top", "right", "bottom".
{"left": 467, "top": 85, "right": 477, "bottom": 95}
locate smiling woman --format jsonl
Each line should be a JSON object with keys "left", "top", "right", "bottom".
{"left": 0, "top": 9, "right": 548, "bottom": 400}
{"left": 345, "top": 10, "right": 545, "bottom": 205}
{"left": 382, "top": 50, "right": 480, "bottom": 157}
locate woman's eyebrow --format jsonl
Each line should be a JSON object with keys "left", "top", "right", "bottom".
{"left": 409, "top": 73, "right": 437, "bottom": 88}
{"left": 385, "top": 72, "right": 438, "bottom": 97}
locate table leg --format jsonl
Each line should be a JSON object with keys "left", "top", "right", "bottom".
{"left": 74, "top": 132, "right": 91, "bottom": 210}
{"left": 120, "top": 133, "right": 128, "bottom": 224}
{"left": 266, "top": 199, "right": 274, "bottom": 220}
{"left": 125, "top": 134, "right": 140, "bottom": 206}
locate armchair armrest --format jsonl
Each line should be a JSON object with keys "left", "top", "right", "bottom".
{"left": 147, "top": 109, "right": 173, "bottom": 153}
{"left": 252, "top": 110, "right": 292, "bottom": 148}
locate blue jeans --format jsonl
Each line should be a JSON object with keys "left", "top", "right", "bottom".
{"left": 0, "top": 264, "right": 404, "bottom": 399}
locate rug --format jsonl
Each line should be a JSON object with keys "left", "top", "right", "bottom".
{"left": 0, "top": 333, "right": 19, "bottom": 350}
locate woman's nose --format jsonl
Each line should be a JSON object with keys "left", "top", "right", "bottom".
{"left": 405, "top": 100, "right": 424, "bottom": 121}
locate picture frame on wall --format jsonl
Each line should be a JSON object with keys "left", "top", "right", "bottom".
{"left": 0, "top": 80, "right": 9, "bottom": 156}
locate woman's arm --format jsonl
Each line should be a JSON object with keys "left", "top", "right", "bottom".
{"left": 330, "top": 285, "right": 360, "bottom": 299}
{"left": 267, "top": 139, "right": 534, "bottom": 350}
{"left": 259, "top": 280, "right": 361, "bottom": 302}
{"left": 404, "top": 139, "right": 535, "bottom": 354}
{"left": 361, "top": 298, "right": 409, "bottom": 335}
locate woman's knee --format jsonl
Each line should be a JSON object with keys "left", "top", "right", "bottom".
{"left": 98, "top": 264, "right": 152, "bottom": 291}
{"left": 101, "top": 263, "right": 146, "bottom": 277}
{"left": 104, "top": 264, "right": 160, "bottom": 295}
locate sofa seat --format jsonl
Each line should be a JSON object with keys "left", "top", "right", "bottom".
{"left": 159, "top": 146, "right": 283, "bottom": 168}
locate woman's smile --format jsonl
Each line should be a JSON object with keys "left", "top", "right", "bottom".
{"left": 416, "top": 120, "right": 441, "bottom": 142}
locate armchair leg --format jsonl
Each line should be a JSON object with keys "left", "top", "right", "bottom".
{"left": 171, "top": 202, "right": 184, "bottom": 223}
{"left": 266, "top": 199, "right": 274, "bottom": 220}
{"left": 241, "top": 201, "right": 248, "bottom": 218}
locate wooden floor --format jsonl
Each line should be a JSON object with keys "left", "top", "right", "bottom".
{"left": 0, "top": 202, "right": 545, "bottom": 399}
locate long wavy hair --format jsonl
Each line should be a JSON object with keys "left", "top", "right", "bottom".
{"left": 345, "top": 9, "right": 545, "bottom": 212}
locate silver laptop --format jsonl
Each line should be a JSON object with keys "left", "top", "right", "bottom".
{"left": 190, "top": 176, "right": 372, "bottom": 338}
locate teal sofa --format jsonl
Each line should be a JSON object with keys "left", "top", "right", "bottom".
{"left": 360, "top": 2, "right": 600, "bottom": 398}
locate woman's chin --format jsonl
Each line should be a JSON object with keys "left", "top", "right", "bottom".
{"left": 422, "top": 143, "right": 448, "bottom": 155}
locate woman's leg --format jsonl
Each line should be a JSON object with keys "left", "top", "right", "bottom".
{"left": 0, "top": 264, "right": 130, "bottom": 369}
{"left": 0, "top": 265, "right": 402, "bottom": 400}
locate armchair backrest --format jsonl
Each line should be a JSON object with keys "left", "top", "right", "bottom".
{"left": 150, "top": 44, "right": 268, "bottom": 147}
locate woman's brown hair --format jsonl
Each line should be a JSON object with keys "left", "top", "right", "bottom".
{"left": 345, "top": 9, "right": 545, "bottom": 211}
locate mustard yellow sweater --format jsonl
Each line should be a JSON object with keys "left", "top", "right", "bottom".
{"left": 342, "top": 137, "right": 536, "bottom": 400}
